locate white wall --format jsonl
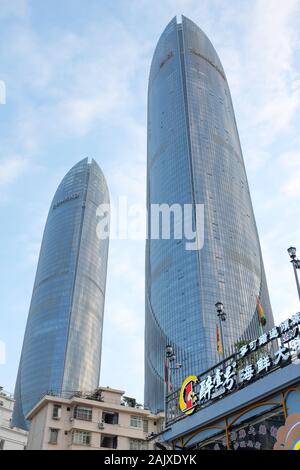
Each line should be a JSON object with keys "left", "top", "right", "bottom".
{"left": 0, "top": 393, "right": 28, "bottom": 450}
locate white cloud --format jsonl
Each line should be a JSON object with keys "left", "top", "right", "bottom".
{"left": 279, "top": 151, "right": 300, "bottom": 197}
{"left": 282, "top": 174, "right": 300, "bottom": 197}
{"left": 243, "top": 0, "right": 300, "bottom": 140}
{"left": 0, "top": 157, "right": 27, "bottom": 186}
{"left": 261, "top": 228, "right": 300, "bottom": 323}
{"left": 3, "top": 20, "right": 148, "bottom": 154}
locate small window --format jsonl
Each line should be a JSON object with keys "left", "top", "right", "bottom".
{"left": 101, "top": 434, "right": 118, "bottom": 449}
{"left": 103, "top": 411, "right": 119, "bottom": 425}
{"left": 72, "top": 430, "right": 91, "bottom": 446}
{"left": 52, "top": 404, "right": 61, "bottom": 420}
{"left": 130, "top": 439, "right": 148, "bottom": 450}
{"left": 74, "top": 406, "right": 92, "bottom": 421}
{"left": 143, "top": 419, "right": 148, "bottom": 433}
{"left": 49, "top": 428, "right": 59, "bottom": 445}
{"left": 130, "top": 415, "right": 142, "bottom": 428}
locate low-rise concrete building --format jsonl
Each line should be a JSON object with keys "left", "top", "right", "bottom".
{"left": 27, "top": 387, "right": 164, "bottom": 450}
{"left": 0, "top": 389, "right": 28, "bottom": 450}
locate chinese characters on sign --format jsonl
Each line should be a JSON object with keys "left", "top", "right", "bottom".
{"left": 179, "top": 313, "right": 300, "bottom": 414}
{"left": 199, "top": 364, "right": 236, "bottom": 404}
{"left": 238, "top": 313, "right": 300, "bottom": 359}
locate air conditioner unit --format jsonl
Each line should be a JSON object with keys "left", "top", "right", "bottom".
{"left": 69, "top": 417, "right": 74, "bottom": 422}
{"left": 98, "top": 421, "right": 105, "bottom": 429}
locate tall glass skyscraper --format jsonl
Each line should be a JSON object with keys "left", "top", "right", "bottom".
{"left": 145, "top": 16, "right": 274, "bottom": 412}
{"left": 12, "top": 158, "right": 110, "bottom": 430}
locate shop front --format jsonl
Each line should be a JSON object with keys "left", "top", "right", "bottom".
{"left": 160, "top": 313, "right": 300, "bottom": 450}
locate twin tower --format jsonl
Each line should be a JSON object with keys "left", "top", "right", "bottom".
{"left": 13, "top": 16, "right": 274, "bottom": 429}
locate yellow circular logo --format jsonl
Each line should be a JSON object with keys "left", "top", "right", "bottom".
{"left": 179, "top": 375, "right": 198, "bottom": 415}
{"left": 293, "top": 440, "right": 300, "bottom": 450}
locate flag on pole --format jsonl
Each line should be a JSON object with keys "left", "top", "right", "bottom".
{"left": 216, "top": 324, "right": 223, "bottom": 354}
{"left": 256, "top": 296, "right": 266, "bottom": 326}
{"left": 164, "top": 358, "right": 168, "bottom": 384}
{"left": 164, "top": 358, "right": 172, "bottom": 393}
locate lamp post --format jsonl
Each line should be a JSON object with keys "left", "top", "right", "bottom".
{"left": 215, "top": 301, "right": 226, "bottom": 360}
{"left": 164, "top": 344, "right": 181, "bottom": 425}
{"left": 287, "top": 247, "right": 300, "bottom": 302}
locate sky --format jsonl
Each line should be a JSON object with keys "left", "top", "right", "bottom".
{"left": 0, "top": 0, "right": 300, "bottom": 404}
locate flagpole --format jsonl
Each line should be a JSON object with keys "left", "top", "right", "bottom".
{"left": 287, "top": 247, "right": 300, "bottom": 302}
{"left": 215, "top": 302, "right": 226, "bottom": 360}
{"left": 164, "top": 347, "right": 172, "bottom": 426}
{"left": 164, "top": 345, "right": 182, "bottom": 426}
{"left": 219, "top": 316, "right": 225, "bottom": 360}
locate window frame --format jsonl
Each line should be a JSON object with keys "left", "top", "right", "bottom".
{"left": 73, "top": 406, "right": 93, "bottom": 422}
{"left": 129, "top": 439, "right": 149, "bottom": 450}
{"left": 49, "top": 428, "right": 59, "bottom": 445}
{"left": 100, "top": 433, "right": 118, "bottom": 449}
{"left": 102, "top": 411, "right": 119, "bottom": 425}
{"left": 130, "top": 415, "right": 142, "bottom": 428}
{"left": 52, "top": 404, "right": 61, "bottom": 420}
{"left": 71, "top": 429, "right": 91, "bottom": 446}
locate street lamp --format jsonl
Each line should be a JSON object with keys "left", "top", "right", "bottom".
{"left": 164, "top": 344, "right": 181, "bottom": 425}
{"left": 215, "top": 301, "right": 226, "bottom": 359}
{"left": 166, "top": 344, "right": 173, "bottom": 357}
{"left": 287, "top": 247, "right": 300, "bottom": 301}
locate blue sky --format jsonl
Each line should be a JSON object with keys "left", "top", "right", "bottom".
{"left": 0, "top": 0, "right": 300, "bottom": 404}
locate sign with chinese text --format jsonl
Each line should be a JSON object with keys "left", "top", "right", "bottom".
{"left": 179, "top": 313, "right": 300, "bottom": 416}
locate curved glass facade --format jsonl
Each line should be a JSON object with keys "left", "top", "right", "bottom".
{"left": 145, "top": 16, "right": 274, "bottom": 412}
{"left": 12, "top": 158, "right": 109, "bottom": 429}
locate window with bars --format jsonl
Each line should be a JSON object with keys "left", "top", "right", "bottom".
{"left": 130, "top": 415, "right": 142, "bottom": 428}
{"left": 73, "top": 406, "right": 92, "bottom": 421}
{"left": 143, "top": 419, "right": 148, "bottom": 433}
{"left": 129, "top": 439, "right": 149, "bottom": 450}
{"left": 72, "top": 430, "right": 91, "bottom": 446}
{"left": 130, "top": 415, "right": 148, "bottom": 432}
